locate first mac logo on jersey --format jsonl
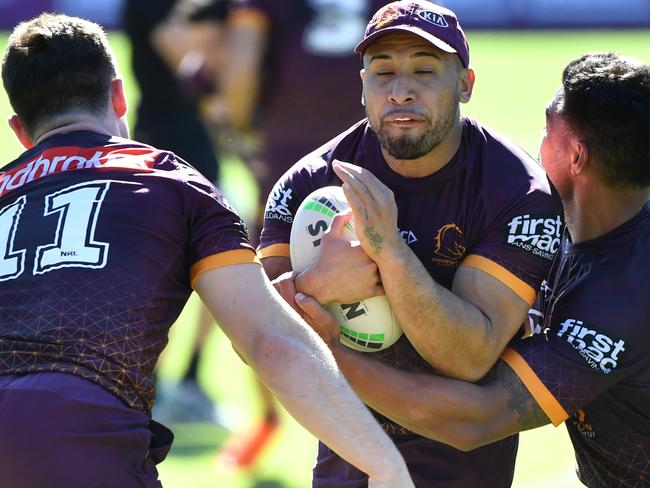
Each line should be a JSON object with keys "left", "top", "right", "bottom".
{"left": 557, "top": 319, "right": 626, "bottom": 374}
{"left": 506, "top": 214, "right": 562, "bottom": 260}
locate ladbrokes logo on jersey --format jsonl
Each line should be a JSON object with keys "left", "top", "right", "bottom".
{"left": 0, "top": 146, "right": 158, "bottom": 198}
{"left": 264, "top": 184, "right": 294, "bottom": 223}
{"left": 557, "top": 318, "right": 626, "bottom": 374}
{"left": 506, "top": 214, "right": 562, "bottom": 260}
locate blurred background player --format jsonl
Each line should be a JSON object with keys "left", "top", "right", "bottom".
{"left": 123, "top": 0, "right": 229, "bottom": 425}
{"left": 218, "top": 0, "right": 389, "bottom": 233}
{"left": 209, "top": 0, "right": 390, "bottom": 468}
{"left": 123, "top": 0, "right": 284, "bottom": 470}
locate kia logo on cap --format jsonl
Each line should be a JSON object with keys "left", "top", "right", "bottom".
{"left": 417, "top": 10, "right": 449, "bottom": 27}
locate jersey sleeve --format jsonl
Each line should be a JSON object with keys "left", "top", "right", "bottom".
{"left": 502, "top": 317, "right": 645, "bottom": 426}
{"left": 258, "top": 155, "right": 331, "bottom": 259}
{"left": 462, "top": 187, "right": 564, "bottom": 306}
{"left": 169, "top": 155, "right": 258, "bottom": 287}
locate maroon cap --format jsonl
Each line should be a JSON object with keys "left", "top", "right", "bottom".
{"left": 355, "top": 0, "right": 470, "bottom": 68}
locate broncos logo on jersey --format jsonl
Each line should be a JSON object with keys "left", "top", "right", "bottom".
{"left": 433, "top": 223, "right": 465, "bottom": 258}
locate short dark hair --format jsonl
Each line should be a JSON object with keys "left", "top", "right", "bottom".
{"left": 554, "top": 52, "right": 650, "bottom": 190}
{"left": 1, "top": 13, "right": 117, "bottom": 134}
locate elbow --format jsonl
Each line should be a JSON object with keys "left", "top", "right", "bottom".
{"left": 435, "top": 358, "right": 493, "bottom": 384}
{"left": 417, "top": 418, "right": 492, "bottom": 452}
{"left": 438, "top": 316, "right": 504, "bottom": 383}
{"left": 446, "top": 431, "right": 490, "bottom": 452}
{"left": 432, "top": 338, "right": 502, "bottom": 382}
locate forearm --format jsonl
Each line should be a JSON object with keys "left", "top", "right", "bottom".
{"left": 331, "top": 163, "right": 506, "bottom": 380}
{"left": 197, "top": 265, "right": 410, "bottom": 483}
{"left": 250, "top": 315, "right": 409, "bottom": 477}
{"left": 221, "top": 20, "right": 265, "bottom": 131}
{"left": 331, "top": 344, "right": 515, "bottom": 451}
{"left": 378, "top": 246, "right": 494, "bottom": 381}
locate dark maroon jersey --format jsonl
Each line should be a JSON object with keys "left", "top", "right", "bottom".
{"left": 0, "top": 131, "right": 256, "bottom": 413}
{"left": 260, "top": 118, "right": 563, "bottom": 487}
{"left": 504, "top": 203, "right": 650, "bottom": 488}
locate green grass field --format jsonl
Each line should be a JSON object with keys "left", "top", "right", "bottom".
{"left": 1, "top": 29, "right": 649, "bottom": 487}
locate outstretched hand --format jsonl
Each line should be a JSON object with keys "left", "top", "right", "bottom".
{"left": 332, "top": 160, "right": 403, "bottom": 263}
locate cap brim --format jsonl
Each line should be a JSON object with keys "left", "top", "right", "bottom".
{"left": 354, "top": 25, "right": 457, "bottom": 56}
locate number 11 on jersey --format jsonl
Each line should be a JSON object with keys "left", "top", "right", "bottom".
{"left": 0, "top": 180, "right": 111, "bottom": 282}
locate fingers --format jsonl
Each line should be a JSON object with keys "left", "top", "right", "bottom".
{"left": 329, "top": 209, "right": 353, "bottom": 237}
{"left": 333, "top": 163, "right": 374, "bottom": 221}
{"left": 333, "top": 160, "right": 393, "bottom": 207}
{"left": 295, "top": 293, "right": 341, "bottom": 346}
{"left": 271, "top": 271, "right": 302, "bottom": 315}
{"left": 296, "top": 293, "right": 331, "bottom": 322}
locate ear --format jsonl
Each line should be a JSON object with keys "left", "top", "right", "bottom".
{"left": 459, "top": 68, "right": 475, "bottom": 104}
{"left": 571, "top": 140, "right": 589, "bottom": 176}
{"left": 360, "top": 69, "right": 366, "bottom": 107}
{"left": 8, "top": 115, "right": 34, "bottom": 149}
{"left": 110, "top": 78, "right": 128, "bottom": 118}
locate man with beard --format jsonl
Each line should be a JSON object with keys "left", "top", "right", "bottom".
{"left": 298, "top": 51, "right": 650, "bottom": 488}
{"left": 259, "top": 1, "right": 563, "bottom": 487}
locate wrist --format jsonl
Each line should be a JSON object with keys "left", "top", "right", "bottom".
{"left": 295, "top": 267, "right": 332, "bottom": 304}
{"left": 329, "top": 340, "right": 358, "bottom": 371}
{"left": 373, "top": 233, "right": 409, "bottom": 268}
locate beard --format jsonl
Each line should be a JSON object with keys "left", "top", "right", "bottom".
{"left": 367, "top": 93, "right": 460, "bottom": 160}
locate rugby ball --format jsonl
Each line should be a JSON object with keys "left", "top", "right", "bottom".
{"left": 289, "top": 186, "right": 402, "bottom": 352}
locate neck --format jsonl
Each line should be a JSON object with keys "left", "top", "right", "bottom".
{"left": 32, "top": 112, "right": 121, "bottom": 146}
{"left": 381, "top": 121, "right": 463, "bottom": 178}
{"left": 564, "top": 179, "right": 649, "bottom": 244}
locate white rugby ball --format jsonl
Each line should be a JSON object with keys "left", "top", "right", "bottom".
{"left": 289, "top": 186, "right": 402, "bottom": 352}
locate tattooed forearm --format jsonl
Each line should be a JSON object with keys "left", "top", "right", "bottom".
{"left": 486, "top": 361, "right": 550, "bottom": 431}
{"left": 364, "top": 226, "right": 384, "bottom": 255}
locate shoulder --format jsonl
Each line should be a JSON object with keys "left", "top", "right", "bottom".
{"left": 462, "top": 119, "right": 560, "bottom": 212}
{"left": 465, "top": 119, "right": 548, "bottom": 187}
{"left": 104, "top": 136, "right": 230, "bottom": 207}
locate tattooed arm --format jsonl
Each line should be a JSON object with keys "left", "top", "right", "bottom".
{"left": 332, "top": 346, "right": 548, "bottom": 450}
{"left": 332, "top": 161, "right": 532, "bottom": 382}
{"left": 297, "top": 290, "right": 550, "bottom": 450}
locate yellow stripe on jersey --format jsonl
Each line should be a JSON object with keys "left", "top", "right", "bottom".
{"left": 191, "top": 249, "right": 261, "bottom": 289}
{"left": 501, "top": 347, "right": 569, "bottom": 426}
{"left": 461, "top": 254, "right": 537, "bottom": 305}
{"left": 257, "top": 243, "right": 290, "bottom": 259}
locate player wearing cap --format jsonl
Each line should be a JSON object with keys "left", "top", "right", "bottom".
{"left": 299, "top": 51, "right": 650, "bottom": 488}
{"left": 261, "top": 1, "right": 562, "bottom": 487}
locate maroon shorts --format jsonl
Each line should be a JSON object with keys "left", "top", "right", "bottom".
{"left": 0, "top": 373, "right": 172, "bottom": 488}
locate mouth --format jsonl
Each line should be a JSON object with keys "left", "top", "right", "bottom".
{"left": 383, "top": 113, "right": 426, "bottom": 128}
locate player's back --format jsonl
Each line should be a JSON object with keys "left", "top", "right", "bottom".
{"left": 0, "top": 130, "right": 242, "bottom": 413}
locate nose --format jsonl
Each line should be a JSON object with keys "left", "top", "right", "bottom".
{"left": 387, "top": 75, "right": 415, "bottom": 105}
